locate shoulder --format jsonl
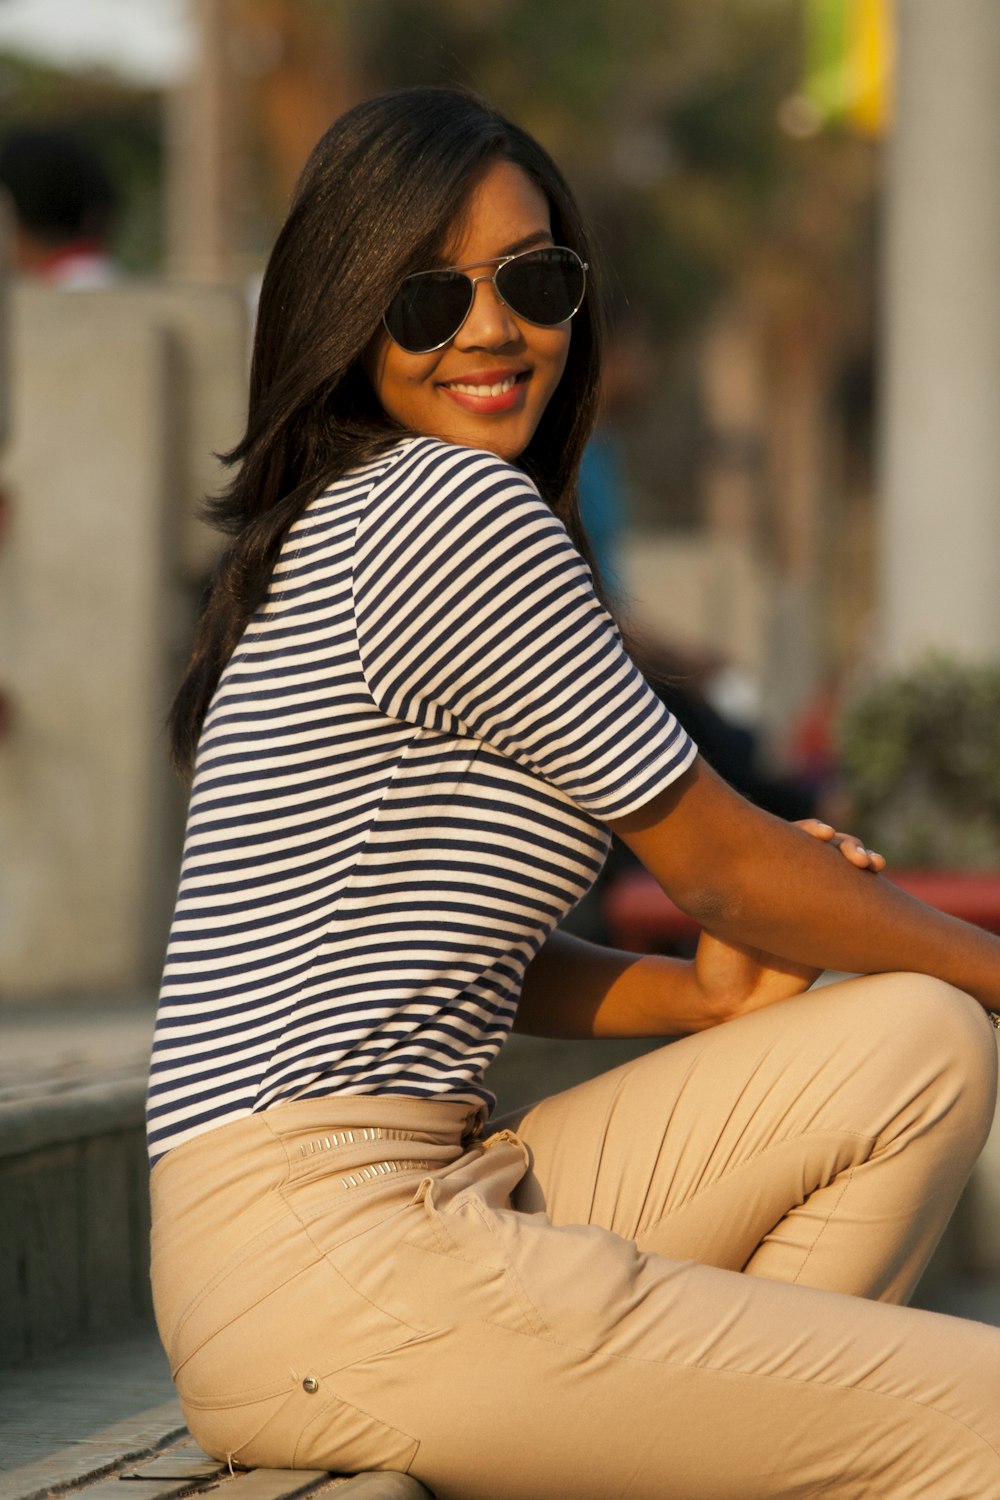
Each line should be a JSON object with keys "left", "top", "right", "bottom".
{"left": 363, "top": 435, "right": 564, "bottom": 544}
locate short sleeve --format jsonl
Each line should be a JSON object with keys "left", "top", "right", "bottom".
{"left": 353, "top": 438, "right": 697, "bottom": 820}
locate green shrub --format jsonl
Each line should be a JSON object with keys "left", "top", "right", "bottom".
{"left": 837, "top": 657, "right": 1000, "bottom": 869}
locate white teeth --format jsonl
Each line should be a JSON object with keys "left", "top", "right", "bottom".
{"left": 448, "top": 375, "right": 518, "bottom": 397}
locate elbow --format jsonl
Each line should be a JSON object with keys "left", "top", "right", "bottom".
{"left": 670, "top": 880, "right": 743, "bottom": 931}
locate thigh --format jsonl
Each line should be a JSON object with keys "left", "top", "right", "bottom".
{"left": 333, "top": 1135, "right": 1000, "bottom": 1500}
{"left": 494, "top": 971, "right": 996, "bottom": 1298}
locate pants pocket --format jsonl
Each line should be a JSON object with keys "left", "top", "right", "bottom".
{"left": 387, "top": 1175, "right": 549, "bottom": 1338}
{"left": 185, "top": 1369, "right": 421, "bottom": 1474}
{"left": 284, "top": 1387, "right": 420, "bottom": 1474}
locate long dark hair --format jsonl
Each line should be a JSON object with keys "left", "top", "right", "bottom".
{"left": 169, "top": 87, "right": 606, "bottom": 777}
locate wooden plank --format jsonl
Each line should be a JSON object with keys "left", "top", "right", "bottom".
{"left": 71, "top": 1483, "right": 195, "bottom": 1500}
{"left": 0, "top": 1397, "right": 184, "bottom": 1500}
{"left": 324, "top": 1477, "right": 434, "bottom": 1499}
{"left": 205, "top": 1470, "right": 333, "bottom": 1500}
{"left": 120, "top": 1457, "right": 227, "bottom": 1481}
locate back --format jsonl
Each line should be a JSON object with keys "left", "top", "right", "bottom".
{"left": 147, "top": 437, "right": 695, "bottom": 1164}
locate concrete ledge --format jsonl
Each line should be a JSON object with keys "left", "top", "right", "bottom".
{"left": 0, "top": 1077, "right": 146, "bottom": 1158}
{"left": 0, "top": 1080, "right": 152, "bottom": 1365}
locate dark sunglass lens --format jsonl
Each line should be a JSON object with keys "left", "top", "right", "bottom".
{"left": 384, "top": 271, "right": 472, "bottom": 352}
{"left": 498, "top": 248, "right": 584, "bottom": 327}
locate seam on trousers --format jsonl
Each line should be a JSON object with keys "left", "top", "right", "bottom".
{"left": 172, "top": 1255, "right": 328, "bottom": 1384}
{"left": 169, "top": 1213, "right": 300, "bottom": 1353}
{"left": 790, "top": 1163, "right": 856, "bottom": 1287}
{"left": 287, "top": 1196, "right": 426, "bottom": 1337}
{"left": 400, "top": 1233, "right": 547, "bottom": 1339}
{"left": 194, "top": 1393, "right": 292, "bottom": 1468}
{"left": 291, "top": 1391, "right": 420, "bottom": 1472}
{"left": 465, "top": 1196, "right": 550, "bottom": 1336}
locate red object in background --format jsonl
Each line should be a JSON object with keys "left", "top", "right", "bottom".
{"left": 603, "top": 868, "right": 1000, "bottom": 952}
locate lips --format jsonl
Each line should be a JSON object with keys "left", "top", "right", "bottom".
{"left": 438, "top": 368, "right": 528, "bottom": 414}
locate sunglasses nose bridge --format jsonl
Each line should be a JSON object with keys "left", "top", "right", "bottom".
{"left": 457, "top": 269, "right": 519, "bottom": 339}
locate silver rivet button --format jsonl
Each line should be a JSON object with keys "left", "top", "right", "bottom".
{"left": 302, "top": 1376, "right": 319, "bottom": 1394}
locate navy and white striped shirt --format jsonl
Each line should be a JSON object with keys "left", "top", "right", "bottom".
{"left": 147, "top": 437, "right": 696, "bottom": 1164}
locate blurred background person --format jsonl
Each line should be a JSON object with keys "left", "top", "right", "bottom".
{"left": 0, "top": 125, "right": 120, "bottom": 286}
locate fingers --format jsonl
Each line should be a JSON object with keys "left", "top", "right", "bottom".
{"left": 794, "top": 818, "right": 886, "bottom": 872}
{"left": 794, "top": 818, "right": 836, "bottom": 842}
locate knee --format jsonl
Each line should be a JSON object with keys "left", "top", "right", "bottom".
{"left": 875, "top": 973, "right": 998, "bottom": 1144}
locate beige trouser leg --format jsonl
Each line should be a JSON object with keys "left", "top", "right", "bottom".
{"left": 151, "top": 974, "right": 1000, "bottom": 1499}
{"left": 498, "top": 970, "right": 996, "bottom": 1302}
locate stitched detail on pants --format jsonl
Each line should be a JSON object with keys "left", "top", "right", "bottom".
{"left": 416, "top": 1185, "right": 551, "bottom": 1337}
{"left": 790, "top": 1163, "right": 857, "bottom": 1287}
{"left": 337, "top": 1158, "right": 438, "bottom": 1189}
{"left": 171, "top": 1257, "right": 327, "bottom": 1387}
{"left": 182, "top": 1389, "right": 293, "bottom": 1465}
{"left": 292, "top": 1126, "right": 418, "bottom": 1158}
{"left": 291, "top": 1390, "right": 420, "bottom": 1473}
{"left": 464, "top": 1196, "right": 549, "bottom": 1337}
{"left": 169, "top": 1213, "right": 308, "bottom": 1357}
{"left": 183, "top": 1387, "right": 293, "bottom": 1415}
{"left": 281, "top": 1198, "right": 426, "bottom": 1337}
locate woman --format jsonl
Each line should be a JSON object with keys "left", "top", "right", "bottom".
{"left": 149, "top": 88, "right": 1000, "bottom": 1498}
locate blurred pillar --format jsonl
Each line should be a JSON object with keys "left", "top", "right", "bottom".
{"left": 0, "top": 190, "right": 11, "bottom": 452}
{"left": 167, "top": 0, "right": 244, "bottom": 282}
{"left": 879, "top": 0, "right": 1000, "bottom": 666}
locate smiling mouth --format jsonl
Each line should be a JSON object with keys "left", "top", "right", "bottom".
{"left": 442, "top": 373, "right": 526, "bottom": 397}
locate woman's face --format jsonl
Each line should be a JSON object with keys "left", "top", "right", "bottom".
{"left": 365, "top": 160, "right": 572, "bottom": 462}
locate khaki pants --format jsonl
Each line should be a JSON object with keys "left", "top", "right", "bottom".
{"left": 150, "top": 973, "right": 1000, "bottom": 1499}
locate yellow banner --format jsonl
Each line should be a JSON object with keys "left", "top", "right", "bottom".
{"left": 805, "top": 0, "right": 895, "bottom": 135}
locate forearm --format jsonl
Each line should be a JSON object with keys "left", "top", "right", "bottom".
{"left": 517, "top": 930, "right": 710, "bottom": 1039}
{"left": 614, "top": 757, "right": 1000, "bottom": 1011}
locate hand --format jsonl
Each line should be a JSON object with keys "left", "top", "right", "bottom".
{"left": 692, "top": 817, "right": 885, "bottom": 1024}
{"left": 793, "top": 818, "right": 885, "bottom": 873}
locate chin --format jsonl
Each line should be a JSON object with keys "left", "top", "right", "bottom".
{"left": 444, "top": 423, "right": 531, "bottom": 464}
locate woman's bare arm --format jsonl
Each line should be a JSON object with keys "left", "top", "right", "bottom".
{"left": 610, "top": 755, "right": 1000, "bottom": 1012}
{"left": 516, "top": 815, "right": 878, "bottom": 1040}
{"left": 515, "top": 932, "right": 707, "bottom": 1038}
{"left": 515, "top": 925, "right": 828, "bottom": 1039}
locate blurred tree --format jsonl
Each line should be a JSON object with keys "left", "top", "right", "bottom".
{"left": 352, "top": 0, "right": 808, "bottom": 337}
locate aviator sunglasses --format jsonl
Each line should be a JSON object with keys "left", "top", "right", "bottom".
{"left": 382, "top": 245, "right": 588, "bottom": 355}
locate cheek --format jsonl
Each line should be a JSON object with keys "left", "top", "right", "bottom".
{"left": 365, "top": 335, "right": 439, "bottom": 417}
{"left": 540, "top": 329, "right": 572, "bottom": 395}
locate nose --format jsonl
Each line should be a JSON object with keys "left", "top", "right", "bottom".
{"left": 454, "top": 272, "right": 521, "bottom": 349}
